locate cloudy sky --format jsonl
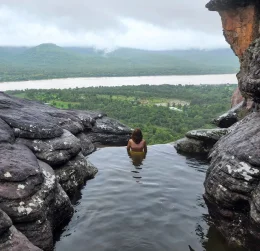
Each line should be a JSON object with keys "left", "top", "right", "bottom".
{"left": 0, "top": 0, "right": 227, "bottom": 50}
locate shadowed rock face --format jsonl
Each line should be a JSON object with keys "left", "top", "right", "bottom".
{"left": 206, "top": 0, "right": 254, "bottom": 11}
{"left": 205, "top": 0, "right": 260, "bottom": 249}
{"left": 238, "top": 38, "right": 260, "bottom": 100}
{"left": 204, "top": 113, "right": 260, "bottom": 249}
{"left": 0, "top": 92, "right": 132, "bottom": 250}
{"left": 0, "top": 209, "right": 42, "bottom": 251}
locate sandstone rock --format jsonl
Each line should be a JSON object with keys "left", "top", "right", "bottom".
{"left": 0, "top": 92, "right": 131, "bottom": 250}
{"left": 76, "top": 132, "right": 96, "bottom": 156}
{"left": 67, "top": 110, "right": 106, "bottom": 129}
{"left": 0, "top": 118, "right": 15, "bottom": 144}
{"left": 0, "top": 160, "right": 73, "bottom": 250}
{"left": 17, "top": 130, "right": 81, "bottom": 166}
{"left": 0, "top": 109, "right": 64, "bottom": 139}
{"left": 231, "top": 87, "right": 244, "bottom": 107}
{"left": 93, "top": 117, "right": 132, "bottom": 135}
{"left": 238, "top": 38, "right": 260, "bottom": 100}
{"left": 88, "top": 132, "right": 131, "bottom": 146}
{"left": 204, "top": 112, "right": 260, "bottom": 248}
{"left": 174, "top": 128, "right": 229, "bottom": 154}
{"left": 0, "top": 143, "right": 43, "bottom": 201}
{"left": 46, "top": 110, "right": 84, "bottom": 135}
{"left": 207, "top": 1, "right": 259, "bottom": 58}
{"left": 213, "top": 101, "right": 243, "bottom": 128}
{"left": 0, "top": 209, "right": 12, "bottom": 236}
{"left": 0, "top": 225, "right": 42, "bottom": 251}
{"left": 206, "top": 0, "right": 254, "bottom": 11}
{"left": 55, "top": 153, "right": 98, "bottom": 196}
{"left": 89, "top": 117, "right": 132, "bottom": 145}
{"left": 174, "top": 137, "right": 213, "bottom": 154}
{"left": 186, "top": 128, "right": 229, "bottom": 142}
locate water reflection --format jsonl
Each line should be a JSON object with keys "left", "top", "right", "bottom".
{"left": 128, "top": 151, "right": 146, "bottom": 167}
{"left": 55, "top": 145, "right": 249, "bottom": 251}
{"left": 128, "top": 151, "right": 146, "bottom": 181}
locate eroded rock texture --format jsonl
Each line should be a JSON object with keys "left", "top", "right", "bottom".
{"left": 207, "top": 0, "right": 259, "bottom": 58}
{"left": 174, "top": 128, "right": 229, "bottom": 154}
{"left": 0, "top": 209, "right": 42, "bottom": 251}
{"left": 0, "top": 92, "right": 131, "bottom": 250}
{"left": 205, "top": 0, "right": 260, "bottom": 249}
{"left": 204, "top": 113, "right": 260, "bottom": 249}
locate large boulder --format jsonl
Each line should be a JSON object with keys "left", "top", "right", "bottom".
{"left": 17, "top": 130, "right": 82, "bottom": 166}
{"left": 0, "top": 157, "right": 73, "bottom": 250}
{"left": 213, "top": 102, "right": 243, "bottom": 128}
{"left": 204, "top": 112, "right": 260, "bottom": 249}
{"left": 88, "top": 117, "right": 132, "bottom": 145}
{"left": 186, "top": 128, "right": 229, "bottom": 142}
{"left": 76, "top": 132, "right": 96, "bottom": 156}
{"left": 238, "top": 38, "right": 260, "bottom": 101}
{"left": 0, "top": 91, "right": 132, "bottom": 250}
{"left": 0, "top": 209, "right": 42, "bottom": 251}
{"left": 0, "top": 118, "right": 15, "bottom": 143}
{"left": 174, "top": 128, "right": 229, "bottom": 154}
{"left": 0, "top": 143, "right": 43, "bottom": 201}
{"left": 55, "top": 153, "right": 98, "bottom": 196}
{"left": 174, "top": 137, "right": 211, "bottom": 154}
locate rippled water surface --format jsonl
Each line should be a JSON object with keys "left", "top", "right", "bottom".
{"left": 55, "top": 144, "right": 246, "bottom": 251}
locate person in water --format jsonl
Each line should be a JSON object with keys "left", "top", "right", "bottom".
{"left": 127, "top": 128, "right": 147, "bottom": 153}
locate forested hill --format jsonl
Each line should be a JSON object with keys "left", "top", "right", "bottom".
{"left": 0, "top": 43, "right": 239, "bottom": 82}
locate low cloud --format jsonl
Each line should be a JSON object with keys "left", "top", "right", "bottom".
{"left": 0, "top": 0, "right": 227, "bottom": 50}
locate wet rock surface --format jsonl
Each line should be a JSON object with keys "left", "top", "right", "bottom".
{"left": 0, "top": 92, "right": 131, "bottom": 250}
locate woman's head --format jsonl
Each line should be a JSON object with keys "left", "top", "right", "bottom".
{"left": 131, "top": 128, "right": 143, "bottom": 144}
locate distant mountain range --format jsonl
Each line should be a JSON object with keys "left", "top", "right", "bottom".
{"left": 0, "top": 43, "right": 239, "bottom": 82}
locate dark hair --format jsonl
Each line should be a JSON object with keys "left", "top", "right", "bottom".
{"left": 131, "top": 128, "right": 143, "bottom": 144}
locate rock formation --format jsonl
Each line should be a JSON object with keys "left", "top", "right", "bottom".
{"left": 174, "top": 128, "right": 229, "bottom": 154}
{"left": 0, "top": 92, "right": 131, "bottom": 250}
{"left": 204, "top": 1, "right": 260, "bottom": 249}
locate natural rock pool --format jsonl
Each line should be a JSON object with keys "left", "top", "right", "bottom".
{"left": 54, "top": 144, "right": 246, "bottom": 251}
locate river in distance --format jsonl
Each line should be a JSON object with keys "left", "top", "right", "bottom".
{"left": 54, "top": 144, "right": 246, "bottom": 251}
{"left": 0, "top": 74, "right": 237, "bottom": 91}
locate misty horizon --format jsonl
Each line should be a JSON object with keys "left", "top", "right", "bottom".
{"left": 0, "top": 43, "right": 233, "bottom": 53}
{"left": 0, "top": 0, "right": 227, "bottom": 51}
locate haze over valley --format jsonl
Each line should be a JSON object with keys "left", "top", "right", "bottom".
{"left": 0, "top": 43, "right": 239, "bottom": 82}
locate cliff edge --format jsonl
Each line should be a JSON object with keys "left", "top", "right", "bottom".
{"left": 0, "top": 92, "right": 131, "bottom": 251}
{"left": 204, "top": 1, "right": 260, "bottom": 250}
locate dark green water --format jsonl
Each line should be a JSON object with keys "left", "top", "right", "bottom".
{"left": 55, "top": 144, "right": 246, "bottom": 251}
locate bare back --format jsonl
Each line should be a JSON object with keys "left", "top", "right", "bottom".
{"left": 127, "top": 139, "right": 147, "bottom": 153}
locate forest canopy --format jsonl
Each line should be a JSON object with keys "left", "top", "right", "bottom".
{"left": 7, "top": 84, "right": 236, "bottom": 144}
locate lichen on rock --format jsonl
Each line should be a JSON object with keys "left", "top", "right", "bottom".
{"left": 0, "top": 92, "right": 132, "bottom": 250}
